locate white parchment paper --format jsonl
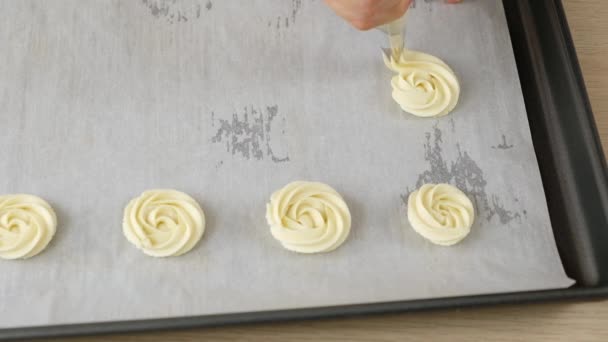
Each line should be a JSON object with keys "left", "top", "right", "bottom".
{"left": 0, "top": 0, "right": 573, "bottom": 328}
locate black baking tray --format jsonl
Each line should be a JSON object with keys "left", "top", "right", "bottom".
{"left": 3, "top": 0, "right": 608, "bottom": 340}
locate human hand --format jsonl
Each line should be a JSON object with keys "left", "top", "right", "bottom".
{"left": 324, "top": 0, "right": 462, "bottom": 31}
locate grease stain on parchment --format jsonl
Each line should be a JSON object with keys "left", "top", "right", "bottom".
{"left": 211, "top": 105, "right": 289, "bottom": 163}
{"left": 402, "top": 124, "right": 522, "bottom": 224}
{"left": 448, "top": 118, "right": 455, "bottom": 132}
{"left": 410, "top": 0, "right": 436, "bottom": 10}
{"left": 141, "top": 0, "right": 211, "bottom": 24}
{"left": 267, "top": 0, "right": 304, "bottom": 31}
{"left": 492, "top": 135, "right": 514, "bottom": 150}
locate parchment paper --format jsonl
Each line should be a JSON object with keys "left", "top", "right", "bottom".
{"left": 0, "top": 0, "right": 573, "bottom": 328}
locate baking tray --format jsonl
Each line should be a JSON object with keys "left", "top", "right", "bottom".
{"left": 2, "top": 0, "right": 608, "bottom": 339}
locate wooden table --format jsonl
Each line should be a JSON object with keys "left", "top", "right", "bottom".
{"left": 39, "top": 1, "right": 608, "bottom": 341}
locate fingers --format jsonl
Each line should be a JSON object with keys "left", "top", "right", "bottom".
{"left": 362, "top": 0, "right": 412, "bottom": 30}
{"left": 324, "top": 0, "right": 412, "bottom": 31}
{"left": 324, "top": 0, "right": 462, "bottom": 31}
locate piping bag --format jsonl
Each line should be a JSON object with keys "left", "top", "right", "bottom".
{"left": 378, "top": 13, "right": 407, "bottom": 60}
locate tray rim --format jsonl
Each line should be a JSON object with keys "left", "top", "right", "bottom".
{"left": 3, "top": 288, "right": 608, "bottom": 340}
{"left": 3, "top": 0, "right": 608, "bottom": 339}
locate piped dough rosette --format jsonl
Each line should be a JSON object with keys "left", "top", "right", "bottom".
{"left": 407, "top": 184, "right": 474, "bottom": 246}
{"left": 384, "top": 49, "right": 460, "bottom": 117}
{"left": 0, "top": 194, "right": 57, "bottom": 260}
{"left": 123, "top": 189, "right": 205, "bottom": 257}
{"left": 266, "top": 181, "right": 351, "bottom": 253}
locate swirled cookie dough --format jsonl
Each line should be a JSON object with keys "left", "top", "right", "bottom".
{"left": 407, "top": 184, "right": 474, "bottom": 246}
{"left": 266, "top": 181, "right": 351, "bottom": 253}
{"left": 0, "top": 194, "right": 57, "bottom": 260}
{"left": 123, "top": 189, "right": 205, "bottom": 257}
{"left": 384, "top": 49, "right": 460, "bottom": 117}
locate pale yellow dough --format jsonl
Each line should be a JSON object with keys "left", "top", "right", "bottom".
{"left": 0, "top": 194, "right": 57, "bottom": 260}
{"left": 266, "top": 181, "right": 351, "bottom": 253}
{"left": 407, "top": 184, "right": 474, "bottom": 246}
{"left": 384, "top": 49, "right": 460, "bottom": 117}
{"left": 123, "top": 189, "right": 205, "bottom": 257}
